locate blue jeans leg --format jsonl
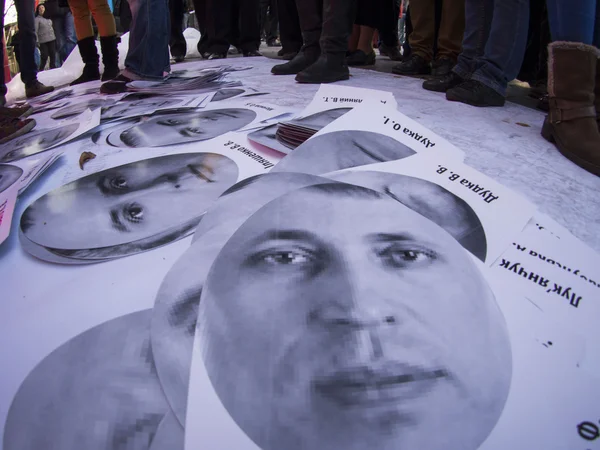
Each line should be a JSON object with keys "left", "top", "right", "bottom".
{"left": 470, "top": 0, "right": 530, "bottom": 96}
{"left": 53, "top": 16, "right": 66, "bottom": 65}
{"left": 62, "top": 12, "right": 77, "bottom": 61}
{"left": 546, "top": 0, "right": 596, "bottom": 44}
{"left": 15, "top": 0, "right": 38, "bottom": 84}
{"left": 453, "top": 0, "right": 494, "bottom": 80}
{"left": 125, "top": 0, "right": 171, "bottom": 78}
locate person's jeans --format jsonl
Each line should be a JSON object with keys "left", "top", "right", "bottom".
{"left": 126, "top": 0, "right": 171, "bottom": 78}
{"left": 546, "top": 0, "right": 598, "bottom": 46}
{"left": 14, "top": 0, "right": 39, "bottom": 84}
{"left": 453, "top": 0, "right": 530, "bottom": 96}
{"left": 52, "top": 12, "right": 77, "bottom": 65}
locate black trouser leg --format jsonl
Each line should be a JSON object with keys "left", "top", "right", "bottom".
{"left": 266, "top": 0, "right": 279, "bottom": 41}
{"left": 169, "top": 0, "right": 187, "bottom": 57}
{"left": 295, "top": 0, "right": 322, "bottom": 48}
{"left": 320, "top": 0, "right": 356, "bottom": 54}
{"left": 47, "top": 40, "right": 57, "bottom": 69}
{"left": 260, "top": 0, "right": 269, "bottom": 38}
{"left": 206, "top": 0, "right": 233, "bottom": 53}
{"left": 238, "top": 0, "right": 261, "bottom": 51}
{"left": 277, "top": 0, "right": 302, "bottom": 52}
{"left": 192, "top": 0, "right": 209, "bottom": 53}
{"left": 39, "top": 42, "right": 49, "bottom": 70}
{"left": 379, "top": 0, "right": 400, "bottom": 47}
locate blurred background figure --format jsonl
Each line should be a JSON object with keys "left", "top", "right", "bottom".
{"left": 42, "top": 0, "right": 77, "bottom": 66}
{"left": 260, "top": 0, "right": 280, "bottom": 47}
{"left": 35, "top": 4, "right": 57, "bottom": 70}
{"left": 170, "top": 0, "right": 188, "bottom": 62}
{"left": 276, "top": 0, "right": 301, "bottom": 59}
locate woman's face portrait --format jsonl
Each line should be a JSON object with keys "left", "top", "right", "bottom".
{"left": 21, "top": 153, "right": 239, "bottom": 250}
{"left": 0, "top": 124, "right": 79, "bottom": 163}
{"left": 200, "top": 184, "right": 511, "bottom": 450}
{"left": 0, "top": 164, "right": 23, "bottom": 193}
{"left": 105, "top": 109, "right": 257, "bottom": 148}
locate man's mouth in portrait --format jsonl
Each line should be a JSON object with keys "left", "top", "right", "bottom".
{"left": 313, "top": 362, "right": 448, "bottom": 408}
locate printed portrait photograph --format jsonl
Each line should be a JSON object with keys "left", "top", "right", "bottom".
{"left": 248, "top": 124, "right": 292, "bottom": 155}
{"left": 101, "top": 108, "right": 257, "bottom": 148}
{"left": 0, "top": 124, "right": 79, "bottom": 163}
{"left": 50, "top": 98, "right": 116, "bottom": 120}
{"left": 0, "top": 164, "right": 23, "bottom": 193}
{"left": 272, "top": 130, "right": 417, "bottom": 175}
{"left": 101, "top": 97, "right": 183, "bottom": 120}
{"left": 284, "top": 107, "right": 351, "bottom": 132}
{"left": 197, "top": 180, "right": 512, "bottom": 450}
{"left": 19, "top": 152, "right": 239, "bottom": 263}
{"left": 2, "top": 310, "right": 181, "bottom": 450}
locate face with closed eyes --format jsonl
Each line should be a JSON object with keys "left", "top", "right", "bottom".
{"left": 21, "top": 153, "right": 238, "bottom": 250}
{"left": 108, "top": 109, "right": 257, "bottom": 147}
{"left": 273, "top": 130, "right": 416, "bottom": 175}
{"left": 0, "top": 124, "right": 78, "bottom": 163}
{"left": 200, "top": 185, "right": 511, "bottom": 450}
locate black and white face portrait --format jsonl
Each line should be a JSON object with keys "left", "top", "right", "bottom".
{"left": 3, "top": 311, "right": 175, "bottom": 450}
{"left": 199, "top": 183, "right": 512, "bottom": 450}
{"left": 287, "top": 108, "right": 351, "bottom": 132}
{"left": 273, "top": 130, "right": 416, "bottom": 175}
{"left": 20, "top": 153, "right": 239, "bottom": 261}
{"left": 0, "top": 124, "right": 78, "bottom": 163}
{"left": 211, "top": 88, "right": 245, "bottom": 102}
{"left": 50, "top": 99, "right": 115, "bottom": 120}
{"left": 101, "top": 98, "right": 182, "bottom": 120}
{"left": 105, "top": 109, "right": 257, "bottom": 148}
{"left": 248, "top": 124, "right": 291, "bottom": 155}
{"left": 0, "top": 164, "right": 23, "bottom": 193}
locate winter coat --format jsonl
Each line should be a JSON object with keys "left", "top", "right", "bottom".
{"left": 35, "top": 16, "right": 56, "bottom": 44}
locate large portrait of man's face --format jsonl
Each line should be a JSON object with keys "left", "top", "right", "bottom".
{"left": 273, "top": 130, "right": 416, "bottom": 175}
{"left": 199, "top": 183, "right": 512, "bottom": 450}
{"left": 104, "top": 109, "right": 257, "bottom": 148}
{"left": 20, "top": 152, "right": 239, "bottom": 262}
{"left": 0, "top": 164, "right": 22, "bottom": 193}
{"left": 0, "top": 124, "right": 79, "bottom": 163}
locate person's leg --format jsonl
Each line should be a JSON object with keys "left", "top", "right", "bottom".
{"left": 124, "top": 0, "right": 170, "bottom": 77}
{"left": 87, "top": 0, "right": 117, "bottom": 37}
{"left": 452, "top": 0, "right": 493, "bottom": 80}
{"left": 192, "top": 0, "right": 209, "bottom": 55}
{"left": 546, "top": 0, "right": 596, "bottom": 43}
{"left": 348, "top": 24, "right": 360, "bottom": 52}
{"left": 238, "top": 0, "right": 261, "bottom": 53}
{"left": 205, "top": 0, "right": 233, "bottom": 54}
{"left": 266, "top": 0, "right": 279, "bottom": 43}
{"left": 169, "top": 0, "right": 187, "bottom": 61}
{"left": 259, "top": 0, "right": 269, "bottom": 39}
{"left": 52, "top": 16, "right": 66, "bottom": 65}
{"left": 47, "top": 40, "right": 57, "bottom": 68}
{"left": 436, "top": 0, "right": 465, "bottom": 63}
{"left": 39, "top": 42, "right": 49, "bottom": 70}
{"left": 15, "top": 0, "right": 41, "bottom": 85}
{"left": 63, "top": 12, "right": 78, "bottom": 58}
{"left": 276, "top": 0, "right": 302, "bottom": 54}
{"left": 0, "top": 0, "right": 6, "bottom": 104}
{"left": 70, "top": 0, "right": 94, "bottom": 39}
{"left": 378, "top": 0, "right": 402, "bottom": 60}
{"left": 392, "top": 0, "right": 434, "bottom": 74}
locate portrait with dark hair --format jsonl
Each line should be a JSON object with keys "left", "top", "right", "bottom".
{"left": 197, "top": 181, "right": 511, "bottom": 450}
{"left": 50, "top": 99, "right": 116, "bottom": 120}
{"left": 20, "top": 152, "right": 239, "bottom": 263}
{"left": 0, "top": 124, "right": 79, "bottom": 163}
{"left": 0, "top": 164, "right": 23, "bottom": 193}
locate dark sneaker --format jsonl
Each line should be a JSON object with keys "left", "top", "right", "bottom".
{"left": 100, "top": 74, "right": 133, "bottom": 95}
{"left": 243, "top": 50, "right": 262, "bottom": 57}
{"left": 346, "top": 49, "right": 376, "bottom": 66}
{"left": 446, "top": 79, "right": 506, "bottom": 107}
{"left": 208, "top": 52, "right": 227, "bottom": 60}
{"left": 0, "top": 104, "right": 33, "bottom": 118}
{"left": 392, "top": 54, "right": 431, "bottom": 76}
{"left": 272, "top": 48, "right": 320, "bottom": 75}
{"left": 25, "top": 81, "right": 54, "bottom": 99}
{"left": 431, "top": 57, "right": 455, "bottom": 77}
{"left": 0, "top": 117, "right": 36, "bottom": 144}
{"left": 379, "top": 43, "right": 403, "bottom": 61}
{"left": 422, "top": 71, "right": 464, "bottom": 92}
{"left": 295, "top": 54, "right": 349, "bottom": 84}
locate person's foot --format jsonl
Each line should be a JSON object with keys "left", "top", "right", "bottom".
{"left": 295, "top": 54, "right": 349, "bottom": 84}
{"left": 266, "top": 39, "right": 281, "bottom": 47}
{"left": 243, "top": 50, "right": 262, "bottom": 57}
{"left": 272, "top": 48, "right": 320, "bottom": 75}
{"left": 200, "top": 51, "right": 210, "bottom": 59}
{"left": 446, "top": 79, "right": 506, "bottom": 107}
{"left": 0, "top": 117, "right": 36, "bottom": 144}
{"left": 208, "top": 52, "right": 227, "bottom": 60}
{"left": 392, "top": 54, "right": 431, "bottom": 76}
{"left": 431, "top": 57, "right": 455, "bottom": 77}
{"left": 347, "top": 49, "right": 376, "bottom": 66}
{"left": 173, "top": 54, "right": 185, "bottom": 63}
{"left": 25, "top": 81, "right": 54, "bottom": 99}
{"left": 279, "top": 50, "right": 298, "bottom": 60}
{"left": 422, "top": 71, "right": 464, "bottom": 92}
{"left": 100, "top": 73, "right": 133, "bottom": 95}
{"left": 0, "top": 104, "right": 33, "bottom": 119}
{"left": 379, "top": 43, "right": 403, "bottom": 61}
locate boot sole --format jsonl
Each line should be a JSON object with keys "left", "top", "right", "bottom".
{"left": 542, "top": 120, "right": 600, "bottom": 176}
{"left": 295, "top": 73, "right": 350, "bottom": 84}
{"left": 0, "top": 119, "right": 36, "bottom": 145}
{"left": 446, "top": 90, "right": 505, "bottom": 107}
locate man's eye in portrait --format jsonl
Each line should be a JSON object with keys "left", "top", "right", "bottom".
{"left": 110, "top": 202, "right": 144, "bottom": 232}
{"left": 245, "top": 243, "right": 325, "bottom": 275}
{"left": 375, "top": 244, "right": 438, "bottom": 269}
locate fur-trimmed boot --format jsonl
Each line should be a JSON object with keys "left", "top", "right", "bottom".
{"left": 70, "top": 37, "right": 100, "bottom": 85}
{"left": 100, "top": 35, "right": 120, "bottom": 81}
{"left": 541, "top": 41, "right": 600, "bottom": 176}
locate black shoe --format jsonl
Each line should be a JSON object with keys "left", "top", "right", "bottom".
{"left": 243, "top": 50, "right": 262, "bottom": 57}
{"left": 346, "top": 50, "right": 376, "bottom": 66}
{"left": 25, "top": 80, "right": 54, "bottom": 99}
{"left": 266, "top": 39, "right": 281, "bottom": 47}
{"left": 446, "top": 79, "right": 506, "bottom": 107}
{"left": 379, "top": 43, "right": 403, "bottom": 61}
{"left": 200, "top": 51, "right": 210, "bottom": 59}
{"left": 173, "top": 54, "right": 185, "bottom": 63}
{"left": 208, "top": 52, "right": 227, "bottom": 60}
{"left": 71, "top": 37, "right": 100, "bottom": 86}
{"left": 272, "top": 47, "right": 320, "bottom": 75}
{"left": 392, "top": 53, "right": 431, "bottom": 76}
{"left": 295, "top": 54, "right": 349, "bottom": 84}
{"left": 422, "top": 71, "right": 464, "bottom": 92}
{"left": 431, "top": 57, "right": 455, "bottom": 77}
{"left": 100, "top": 74, "right": 132, "bottom": 95}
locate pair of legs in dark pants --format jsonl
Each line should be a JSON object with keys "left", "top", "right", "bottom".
{"left": 192, "top": 0, "right": 209, "bottom": 54}
{"left": 260, "top": 0, "right": 278, "bottom": 42}
{"left": 39, "top": 40, "right": 57, "bottom": 70}
{"left": 169, "top": 0, "right": 187, "bottom": 59}
{"left": 378, "top": 0, "right": 400, "bottom": 48}
{"left": 205, "top": 0, "right": 260, "bottom": 53}
{"left": 277, "top": 0, "right": 301, "bottom": 53}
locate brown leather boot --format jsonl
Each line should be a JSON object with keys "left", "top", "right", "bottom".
{"left": 541, "top": 41, "right": 600, "bottom": 176}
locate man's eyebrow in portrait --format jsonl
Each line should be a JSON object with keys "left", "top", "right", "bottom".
{"left": 168, "top": 287, "right": 203, "bottom": 336}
